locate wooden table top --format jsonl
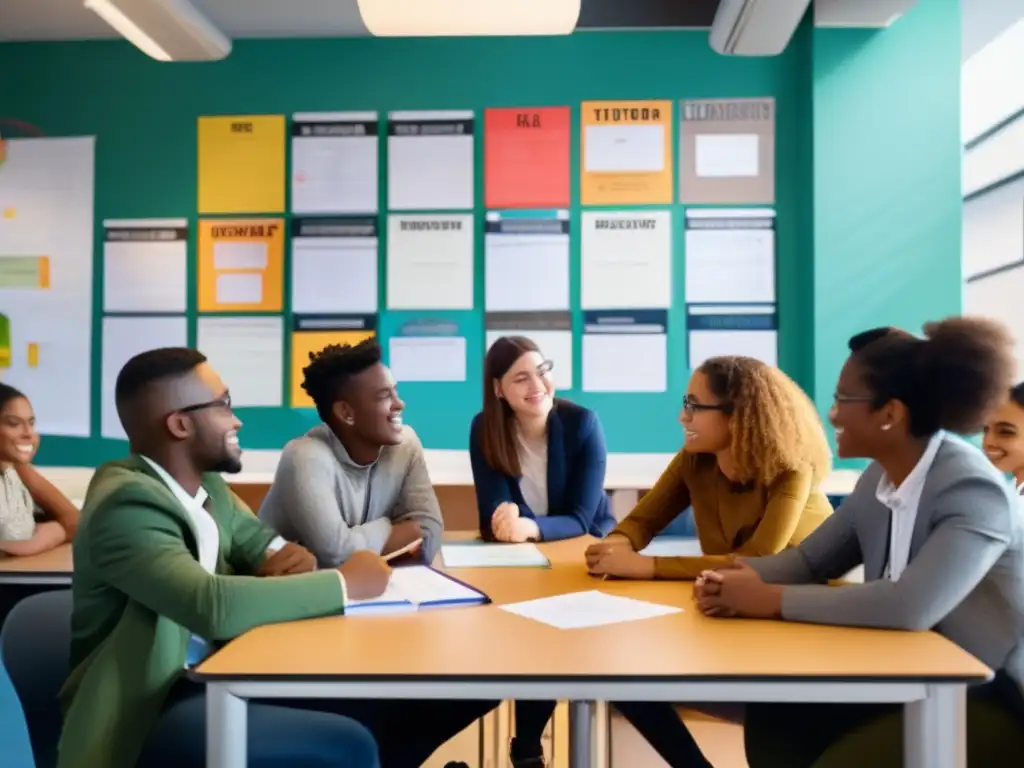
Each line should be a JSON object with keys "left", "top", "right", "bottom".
{"left": 0, "top": 543, "right": 73, "bottom": 575}
{"left": 194, "top": 536, "right": 991, "bottom": 684}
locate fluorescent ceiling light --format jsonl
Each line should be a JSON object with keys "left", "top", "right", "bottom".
{"left": 85, "top": 0, "right": 172, "bottom": 60}
{"left": 357, "top": 0, "right": 581, "bottom": 37}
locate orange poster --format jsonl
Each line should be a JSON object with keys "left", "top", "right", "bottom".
{"left": 580, "top": 100, "right": 673, "bottom": 206}
{"left": 197, "top": 218, "right": 284, "bottom": 312}
{"left": 484, "top": 107, "right": 571, "bottom": 209}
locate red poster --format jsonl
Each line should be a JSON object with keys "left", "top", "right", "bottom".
{"left": 484, "top": 107, "right": 571, "bottom": 209}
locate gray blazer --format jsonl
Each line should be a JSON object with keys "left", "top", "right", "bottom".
{"left": 748, "top": 436, "right": 1024, "bottom": 701}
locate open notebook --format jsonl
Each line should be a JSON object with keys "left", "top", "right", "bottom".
{"left": 345, "top": 565, "right": 490, "bottom": 615}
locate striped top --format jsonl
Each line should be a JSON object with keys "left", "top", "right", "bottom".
{"left": 0, "top": 466, "right": 37, "bottom": 541}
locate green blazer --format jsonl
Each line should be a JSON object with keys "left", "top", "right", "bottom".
{"left": 57, "top": 455, "right": 347, "bottom": 768}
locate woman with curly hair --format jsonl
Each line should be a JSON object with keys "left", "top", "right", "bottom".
{"left": 585, "top": 355, "right": 833, "bottom": 582}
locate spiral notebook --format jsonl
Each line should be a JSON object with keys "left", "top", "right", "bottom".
{"left": 345, "top": 564, "right": 490, "bottom": 616}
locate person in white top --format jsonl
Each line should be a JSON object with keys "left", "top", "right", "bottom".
{"left": 983, "top": 382, "right": 1024, "bottom": 494}
{"left": 0, "top": 383, "right": 80, "bottom": 556}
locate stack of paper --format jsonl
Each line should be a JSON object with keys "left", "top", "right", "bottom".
{"left": 441, "top": 542, "right": 550, "bottom": 568}
{"left": 500, "top": 591, "right": 682, "bottom": 630}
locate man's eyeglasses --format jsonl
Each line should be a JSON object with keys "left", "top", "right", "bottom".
{"left": 682, "top": 396, "right": 731, "bottom": 417}
{"left": 178, "top": 393, "right": 233, "bottom": 414}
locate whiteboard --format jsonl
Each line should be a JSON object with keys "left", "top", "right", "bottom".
{"left": 965, "top": 263, "right": 1024, "bottom": 380}
{"left": 962, "top": 176, "right": 1024, "bottom": 279}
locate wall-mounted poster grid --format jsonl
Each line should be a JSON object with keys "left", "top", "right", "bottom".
{"left": 687, "top": 305, "right": 777, "bottom": 370}
{"left": 582, "top": 310, "right": 668, "bottom": 393}
{"left": 580, "top": 100, "right": 673, "bottom": 205}
{"left": 484, "top": 210, "right": 569, "bottom": 313}
{"left": 683, "top": 208, "right": 775, "bottom": 305}
{"left": 103, "top": 218, "right": 188, "bottom": 314}
{"left": 290, "top": 314, "right": 376, "bottom": 408}
{"left": 388, "top": 110, "right": 475, "bottom": 211}
{"left": 197, "top": 218, "right": 284, "bottom": 312}
{"left": 387, "top": 317, "right": 467, "bottom": 383}
{"left": 679, "top": 98, "right": 775, "bottom": 204}
{"left": 291, "top": 111, "right": 379, "bottom": 215}
{"left": 291, "top": 216, "right": 378, "bottom": 315}
{"left": 485, "top": 311, "right": 573, "bottom": 391}
{"left": 484, "top": 106, "right": 571, "bottom": 209}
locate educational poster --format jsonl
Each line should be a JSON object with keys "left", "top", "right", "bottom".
{"left": 101, "top": 315, "right": 188, "bottom": 439}
{"left": 484, "top": 210, "right": 569, "bottom": 312}
{"left": 0, "top": 137, "right": 94, "bottom": 436}
{"left": 103, "top": 218, "right": 188, "bottom": 313}
{"left": 291, "top": 111, "right": 379, "bottom": 215}
{"left": 684, "top": 208, "right": 775, "bottom": 304}
{"left": 291, "top": 217, "right": 378, "bottom": 315}
{"left": 485, "top": 311, "right": 574, "bottom": 390}
{"left": 580, "top": 100, "right": 673, "bottom": 205}
{"left": 197, "top": 316, "right": 284, "bottom": 407}
{"left": 387, "top": 318, "right": 467, "bottom": 383}
{"left": 386, "top": 213, "right": 474, "bottom": 310}
{"left": 581, "top": 210, "right": 672, "bottom": 309}
{"left": 484, "top": 107, "right": 570, "bottom": 209}
{"left": 197, "top": 218, "right": 284, "bottom": 312}
{"left": 582, "top": 310, "right": 668, "bottom": 393}
{"left": 388, "top": 110, "right": 475, "bottom": 211}
{"left": 679, "top": 98, "right": 775, "bottom": 204}
{"left": 290, "top": 314, "right": 376, "bottom": 408}
{"left": 198, "top": 114, "right": 286, "bottom": 214}
{"left": 687, "top": 305, "right": 778, "bottom": 370}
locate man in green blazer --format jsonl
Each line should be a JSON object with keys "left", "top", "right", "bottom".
{"left": 57, "top": 347, "right": 492, "bottom": 768}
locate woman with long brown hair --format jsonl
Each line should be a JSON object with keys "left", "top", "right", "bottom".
{"left": 469, "top": 336, "right": 615, "bottom": 767}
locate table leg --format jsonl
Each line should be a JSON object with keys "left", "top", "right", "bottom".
{"left": 207, "top": 683, "right": 247, "bottom": 768}
{"left": 904, "top": 684, "right": 966, "bottom": 768}
{"left": 569, "top": 700, "right": 594, "bottom": 768}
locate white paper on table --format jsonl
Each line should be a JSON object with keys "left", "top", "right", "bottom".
{"left": 196, "top": 316, "right": 283, "bottom": 406}
{"left": 584, "top": 124, "right": 665, "bottom": 173}
{"left": 101, "top": 316, "right": 189, "bottom": 439}
{"left": 581, "top": 210, "right": 672, "bottom": 310}
{"left": 103, "top": 219, "right": 188, "bottom": 313}
{"left": 694, "top": 134, "right": 759, "bottom": 178}
{"left": 291, "top": 236, "right": 378, "bottom": 314}
{"left": 291, "top": 111, "right": 378, "bottom": 214}
{"left": 387, "top": 214, "right": 474, "bottom": 310}
{"left": 215, "top": 273, "right": 263, "bottom": 305}
{"left": 389, "top": 336, "right": 466, "bottom": 382}
{"left": 485, "top": 329, "right": 573, "bottom": 391}
{"left": 484, "top": 233, "right": 569, "bottom": 312}
{"left": 388, "top": 110, "right": 474, "bottom": 211}
{"left": 582, "top": 332, "right": 667, "bottom": 393}
{"left": 441, "top": 543, "right": 550, "bottom": 568}
{"left": 213, "top": 241, "right": 268, "bottom": 270}
{"left": 639, "top": 538, "right": 703, "bottom": 557}
{"left": 500, "top": 590, "right": 682, "bottom": 630}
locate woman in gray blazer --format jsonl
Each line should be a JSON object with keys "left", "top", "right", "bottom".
{"left": 695, "top": 317, "right": 1024, "bottom": 767}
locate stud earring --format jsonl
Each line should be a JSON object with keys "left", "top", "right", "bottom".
{"left": 345, "top": 417, "right": 355, "bottom": 425}
{"left": 881, "top": 424, "right": 892, "bottom": 431}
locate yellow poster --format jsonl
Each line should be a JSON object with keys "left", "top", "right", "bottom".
{"left": 197, "top": 218, "right": 284, "bottom": 312}
{"left": 580, "top": 100, "right": 673, "bottom": 205}
{"left": 198, "top": 115, "right": 286, "bottom": 214}
{"left": 290, "top": 328, "right": 376, "bottom": 407}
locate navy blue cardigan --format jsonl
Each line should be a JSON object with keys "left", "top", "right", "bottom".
{"left": 469, "top": 400, "right": 616, "bottom": 541}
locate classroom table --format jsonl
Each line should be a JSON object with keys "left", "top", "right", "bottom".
{"left": 193, "top": 537, "right": 985, "bottom": 768}
{"left": 0, "top": 543, "right": 73, "bottom": 586}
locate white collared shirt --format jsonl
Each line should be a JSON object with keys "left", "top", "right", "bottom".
{"left": 874, "top": 432, "right": 944, "bottom": 581}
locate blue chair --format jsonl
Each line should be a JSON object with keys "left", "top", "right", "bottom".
{"left": 658, "top": 506, "right": 697, "bottom": 537}
{"left": 0, "top": 654, "right": 35, "bottom": 768}
{"left": 0, "top": 590, "right": 71, "bottom": 768}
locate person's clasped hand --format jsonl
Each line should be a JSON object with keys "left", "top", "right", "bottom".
{"left": 491, "top": 502, "right": 540, "bottom": 543}
{"left": 694, "top": 560, "right": 783, "bottom": 620}
{"left": 584, "top": 534, "right": 655, "bottom": 579}
{"left": 338, "top": 550, "right": 392, "bottom": 600}
{"left": 256, "top": 542, "right": 317, "bottom": 577}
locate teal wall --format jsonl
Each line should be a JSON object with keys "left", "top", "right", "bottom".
{"left": 0, "top": 3, "right": 961, "bottom": 467}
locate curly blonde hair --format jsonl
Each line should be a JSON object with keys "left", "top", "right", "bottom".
{"left": 698, "top": 356, "right": 832, "bottom": 486}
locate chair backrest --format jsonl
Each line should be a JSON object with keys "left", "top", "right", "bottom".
{"left": 0, "top": 654, "right": 35, "bottom": 768}
{"left": 1, "top": 589, "right": 72, "bottom": 768}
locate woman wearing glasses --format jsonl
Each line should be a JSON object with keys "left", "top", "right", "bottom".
{"left": 585, "top": 355, "right": 833, "bottom": 582}
{"left": 469, "top": 335, "right": 615, "bottom": 768}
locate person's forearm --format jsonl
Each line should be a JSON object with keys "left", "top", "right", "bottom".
{"left": 652, "top": 554, "right": 733, "bottom": 580}
{"left": 0, "top": 521, "right": 66, "bottom": 556}
{"left": 14, "top": 463, "right": 80, "bottom": 537}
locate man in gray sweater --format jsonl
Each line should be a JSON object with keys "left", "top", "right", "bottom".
{"left": 259, "top": 340, "right": 443, "bottom": 567}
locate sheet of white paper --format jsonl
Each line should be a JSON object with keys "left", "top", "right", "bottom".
{"left": 103, "top": 219, "right": 187, "bottom": 313}
{"left": 689, "top": 329, "right": 778, "bottom": 369}
{"left": 581, "top": 211, "right": 672, "bottom": 309}
{"left": 389, "top": 565, "right": 483, "bottom": 605}
{"left": 100, "top": 315, "right": 188, "bottom": 439}
{"left": 485, "top": 329, "right": 573, "bottom": 391}
{"left": 215, "top": 273, "right": 263, "bottom": 305}
{"left": 584, "top": 125, "right": 665, "bottom": 173}
{"left": 583, "top": 332, "right": 667, "bottom": 392}
{"left": 685, "top": 227, "right": 775, "bottom": 304}
{"left": 639, "top": 537, "right": 703, "bottom": 557}
{"left": 441, "top": 543, "right": 550, "bottom": 568}
{"left": 388, "top": 110, "right": 474, "bottom": 211}
{"left": 387, "top": 214, "right": 474, "bottom": 310}
{"left": 291, "top": 112, "right": 378, "bottom": 214}
{"left": 345, "top": 581, "right": 417, "bottom": 614}
{"left": 500, "top": 590, "right": 682, "bottom": 630}
{"left": 291, "top": 237, "right": 378, "bottom": 314}
{"left": 196, "top": 316, "right": 283, "bottom": 406}
{"left": 0, "top": 137, "right": 95, "bottom": 436}
{"left": 213, "top": 241, "right": 267, "bottom": 270}
{"left": 485, "top": 233, "right": 570, "bottom": 312}
{"left": 694, "top": 134, "right": 759, "bottom": 178}
{"left": 389, "top": 336, "right": 466, "bottom": 382}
